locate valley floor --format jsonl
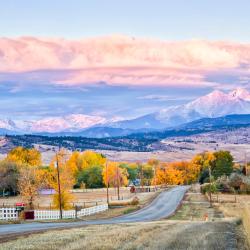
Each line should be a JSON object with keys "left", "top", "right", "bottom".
{"left": 0, "top": 186, "right": 249, "bottom": 250}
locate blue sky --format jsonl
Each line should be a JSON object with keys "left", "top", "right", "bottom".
{"left": 1, "top": 0, "right": 250, "bottom": 42}
{"left": 0, "top": 1, "right": 250, "bottom": 121}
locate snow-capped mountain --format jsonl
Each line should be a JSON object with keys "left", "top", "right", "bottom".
{"left": 229, "top": 88, "right": 250, "bottom": 101}
{"left": 29, "top": 114, "right": 107, "bottom": 133}
{"left": 1, "top": 88, "right": 250, "bottom": 135}
{"left": 158, "top": 88, "right": 250, "bottom": 124}
{"left": 0, "top": 114, "right": 107, "bottom": 134}
{"left": 108, "top": 88, "right": 250, "bottom": 129}
{"left": 0, "top": 119, "right": 17, "bottom": 131}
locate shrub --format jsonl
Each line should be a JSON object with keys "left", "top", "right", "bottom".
{"left": 130, "top": 196, "right": 139, "bottom": 205}
{"left": 200, "top": 183, "right": 217, "bottom": 194}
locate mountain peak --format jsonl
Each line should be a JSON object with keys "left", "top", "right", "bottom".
{"left": 229, "top": 88, "right": 250, "bottom": 100}
{"left": 206, "top": 90, "right": 227, "bottom": 99}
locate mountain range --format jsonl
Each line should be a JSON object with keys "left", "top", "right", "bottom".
{"left": 1, "top": 88, "right": 250, "bottom": 137}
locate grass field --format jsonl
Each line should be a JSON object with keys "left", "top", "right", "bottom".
{"left": 0, "top": 220, "right": 247, "bottom": 250}
{"left": 169, "top": 185, "right": 223, "bottom": 221}
{"left": 211, "top": 193, "right": 250, "bottom": 245}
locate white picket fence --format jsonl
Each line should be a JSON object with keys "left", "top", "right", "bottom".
{"left": 0, "top": 204, "right": 108, "bottom": 221}
{"left": 35, "top": 204, "right": 108, "bottom": 220}
{"left": 0, "top": 208, "right": 18, "bottom": 220}
{"left": 36, "top": 204, "right": 107, "bottom": 220}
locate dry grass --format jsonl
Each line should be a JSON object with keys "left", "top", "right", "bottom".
{"left": 216, "top": 200, "right": 250, "bottom": 246}
{"left": 81, "top": 205, "right": 139, "bottom": 221}
{"left": 170, "top": 188, "right": 223, "bottom": 221}
{"left": 0, "top": 220, "right": 247, "bottom": 250}
{"left": 211, "top": 193, "right": 250, "bottom": 204}
{"left": 211, "top": 193, "right": 250, "bottom": 247}
{"left": 242, "top": 206, "right": 250, "bottom": 245}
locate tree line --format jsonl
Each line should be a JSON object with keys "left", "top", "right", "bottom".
{"left": 0, "top": 146, "right": 237, "bottom": 209}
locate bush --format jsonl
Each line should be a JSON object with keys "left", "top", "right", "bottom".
{"left": 130, "top": 196, "right": 139, "bottom": 205}
{"left": 215, "top": 175, "right": 233, "bottom": 193}
{"left": 200, "top": 183, "right": 217, "bottom": 194}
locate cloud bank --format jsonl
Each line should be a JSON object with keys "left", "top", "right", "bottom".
{"left": 1, "top": 35, "right": 250, "bottom": 88}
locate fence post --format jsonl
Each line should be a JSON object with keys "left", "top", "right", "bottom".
{"left": 75, "top": 205, "right": 78, "bottom": 219}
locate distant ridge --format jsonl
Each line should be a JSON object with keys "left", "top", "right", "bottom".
{"left": 1, "top": 88, "right": 250, "bottom": 137}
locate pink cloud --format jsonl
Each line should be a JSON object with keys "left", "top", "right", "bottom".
{"left": 0, "top": 35, "right": 250, "bottom": 87}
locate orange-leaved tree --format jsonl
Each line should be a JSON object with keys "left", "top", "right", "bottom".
{"left": 102, "top": 161, "right": 128, "bottom": 199}
{"left": 103, "top": 162, "right": 128, "bottom": 187}
{"left": 171, "top": 161, "right": 200, "bottom": 184}
{"left": 155, "top": 163, "right": 184, "bottom": 185}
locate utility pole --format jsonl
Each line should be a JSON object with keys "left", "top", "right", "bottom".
{"left": 154, "top": 164, "right": 156, "bottom": 190}
{"left": 208, "top": 166, "right": 212, "bottom": 208}
{"left": 116, "top": 164, "right": 120, "bottom": 200}
{"left": 105, "top": 160, "right": 109, "bottom": 205}
{"left": 140, "top": 163, "right": 144, "bottom": 189}
{"left": 56, "top": 152, "right": 63, "bottom": 219}
{"left": 245, "top": 152, "right": 248, "bottom": 176}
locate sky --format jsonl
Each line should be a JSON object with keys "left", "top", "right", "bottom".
{"left": 1, "top": 1, "right": 250, "bottom": 121}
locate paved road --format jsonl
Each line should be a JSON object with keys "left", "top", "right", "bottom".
{"left": 0, "top": 186, "right": 189, "bottom": 238}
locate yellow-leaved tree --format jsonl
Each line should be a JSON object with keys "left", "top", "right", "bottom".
{"left": 50, "top": 149, "right": 75, "bottom": 209}
{"left": 18, "top": 166, "right": 44, "bottom": 209}
{"left": 7, "top": 146, "right": 42, "bottom": 167}
{"left": 66, "top": 150, "right": 106, "bottom": 177}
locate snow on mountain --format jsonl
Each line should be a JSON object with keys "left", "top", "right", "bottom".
{"left": 0, "top": 114, "right": 107, "bottom": 133}
{"left": 29, "top": 114, "right": 107, "bottom": 133}
{"left": 157, "top": 88, "right": 250, "bottom": 126}
{"left": 0, "top": 119, "right": 17, "bottom": 131}
{"left": 229, "top": 88, "right": 250, "bottom": 101}
{"left": 1, "top": 88, "right": 250, "bottom": 134}
{"left": 108, "top": 88, "right": 250, "bottom": 130}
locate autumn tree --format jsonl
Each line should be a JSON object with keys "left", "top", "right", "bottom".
{"left": 195, "top": 151, "right": 234, "bottom": 183}
{"left": 173, "top": 161, "right": 200, "bottom": 184}
{"left": 140, "top": 164, "right": 154, "bottom": 186}
{"left": 148, "top": 159, "right": 159, "bottom": 186}
{"left": 66, "top": 150, "right": 106, "bottom": 178}
{"left": 192, "top": 152, "right": 216, "bottom": 184}
{"left": 18, "top": 166, "right": 43, "bottom": 209}
{"left": 7, "top": 146, "right": 42, "bottom": 167}
{"left": 119, "top": 163, "right": 138, "bottom": 182}
{"left": 50, "top": 149, "right": 75, "bottom": 209}
{"left": 102, "top": 162, "right": 128, "bottom": 199}
{"left": 155, "top": 163, "right": 183, "bottom": 185}
{"left": 66, "top": 151, "right": 82, "bottom": 177}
